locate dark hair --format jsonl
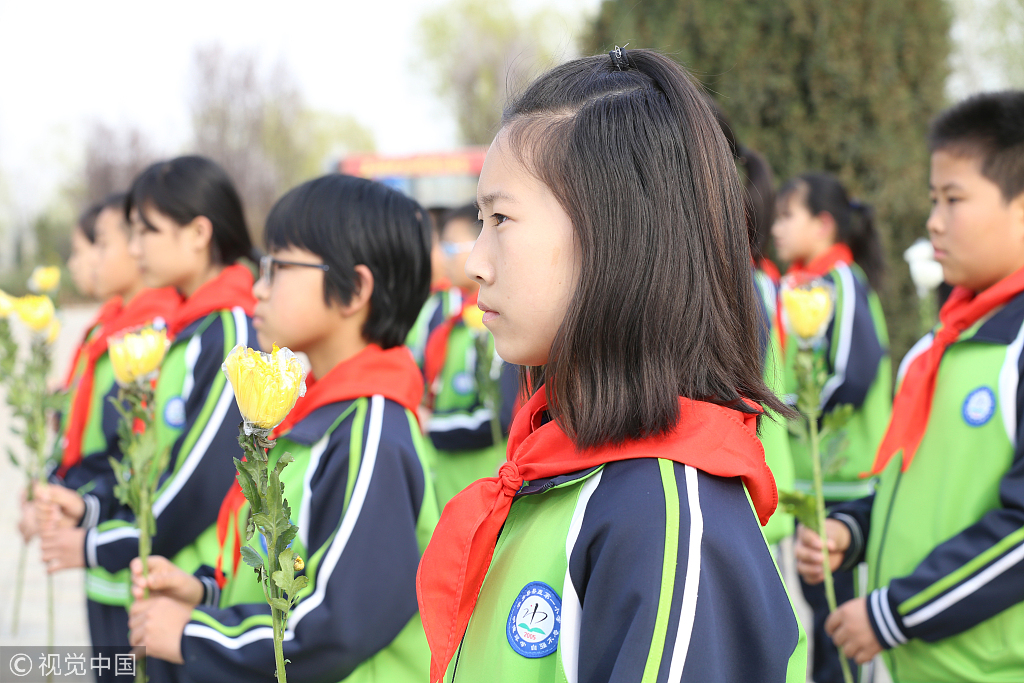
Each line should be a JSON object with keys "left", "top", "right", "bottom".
{"left": 264, "top": 174, "right": 432, "bottom": 349}
{"left": 77, "top": 193, "right": 128, "bottom": 242}
{"left": 76, "top": 204, "right": 103, "bottom": 243}
{"left": 126, "top": 155, "right": 253, "bottom": 265}
{"left": 710, "top": 100, "right": 776, "bottom": 261}
{"left": 929, "top": 90, "right": 1024, "bottom": 202}
{"left": 501, "top": 48, "right": 791, "bottom": 449}
{"left": 778, "top": 173, "right": 886, "bottom": 289}
{"left": 441, "top": 203, "right": 483, "bottom": 237}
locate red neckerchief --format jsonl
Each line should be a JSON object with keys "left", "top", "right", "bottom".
{"left": 868, "top": 265, "right": 1024, "bottom": 475}
{"left": 778, "top": 243, "right": 854, "bottom": 352}
{"left": 758, "top": 257, "right": 782, "bottom": 285}
{"left": 416, "top": 389, "right": 776, "bottom": 682}
{"left": 63, "top": 297, "right": 123, "bottom": 390}
{"left": 166, "top": 264, "right": 256, "bottom": 338}
{"left": 58, "top": 288, "right": 182, "bottom": 477}
{"left": 431, "top": 277, "right": 453, "bottom": 294}
{"left": 214, "top": 344, "right": 424, "bottom": 588}
{"left": 423, "top": 289, "right": 477, "bottom": 404}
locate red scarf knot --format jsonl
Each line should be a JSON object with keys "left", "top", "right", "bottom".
{"left": 497, "top": 461, "right": 522, "bottom": 497}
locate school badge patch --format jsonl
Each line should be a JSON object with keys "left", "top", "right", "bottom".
{"left": 164, "top": 396, "right": 187, "bottom": 429}
{"left": 963, "top": 386, "right": 996, "bottom": 427}
{"left": 507, "top": 581, "right": 561, "bottom": 658}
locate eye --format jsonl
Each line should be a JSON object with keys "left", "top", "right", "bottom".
{"left": 491, "top": 213, "right": 509, "bottom": 226}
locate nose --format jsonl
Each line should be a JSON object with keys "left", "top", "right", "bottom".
{"left": 127, "top": 229, "right": 142, "bottom": 258}
{"left": 925, "top": 204, "right": 942, "bottom": 236}
{"left": 252, "top": 274, "right": 270, "bottom": 301}
{"left": 465, "top": 226, "right": 494, "bottom": 286}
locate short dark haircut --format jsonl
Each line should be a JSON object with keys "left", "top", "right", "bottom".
{"left": 440, "top": 203, "right": 483, "bottom": 237}
{"left": 264, "top": 174, "right": 432, "bottom": 349}
{"left": 501, "top": 48, "right": 790, "bottom": 449}
{"left": 126, "top": 155, "right": 253, "bottom": 265}
{"left": 929, "top": 90, "right": 1024, "bottom": 202}
{"left": 710, "top": 99, "right": 776, "bottom": 262}
{"left": 778, "top": 173, "right": 886, "bottom": 289}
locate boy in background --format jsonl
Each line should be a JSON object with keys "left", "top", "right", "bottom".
{"left": 798, "top": 91, "right": 1024, "bottom": 681}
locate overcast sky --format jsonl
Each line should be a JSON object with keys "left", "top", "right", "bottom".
{"left": 0, "top": 0, "right": 599, "bottom": 218}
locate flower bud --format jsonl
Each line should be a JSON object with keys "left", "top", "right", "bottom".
{"left": 108, "top": 326, "right": 169, "bottom": 387}
{"left": 293, "top": 555, "right": 304, "bottom": 572}
{"left": 222, "top": 344, "right": 307, "bottom": 435}
{"left": 28, "top": 266, "right": 61, "bottom": 294}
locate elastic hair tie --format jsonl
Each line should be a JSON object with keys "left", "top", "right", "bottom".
{"left": 609, "top": 44, "right": 630, "bottom": 71}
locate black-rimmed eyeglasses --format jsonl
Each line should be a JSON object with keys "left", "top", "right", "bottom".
{"left": 259, "top": 255, "right": 330, "bottom": 285}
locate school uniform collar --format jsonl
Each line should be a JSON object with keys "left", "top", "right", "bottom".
{"left": 277, "top": 401, "right": 354, "bottom": 446}
{"left": 967, "top": 290, "right": 1024, "bottom": 345}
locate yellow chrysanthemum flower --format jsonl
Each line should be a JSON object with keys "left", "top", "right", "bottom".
{"left": 781, "top": 280, "right": 835, "bottom": 347}
{"left": 28, "top": 265, "right": 61, "bottom": 294}
{"left": 13, "top": 295, "right": 56, "bottom": 332}
{"left": 108, "top": 326, "right": 169, "bottom": 387}
{"left": 222, "top": 344, "right": 307, "bottom": 434}
{"left": 461, "top": 305, "right": 487, "bottom": 332}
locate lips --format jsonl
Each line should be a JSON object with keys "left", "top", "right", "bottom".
{"left": 478, "top": 300, "right": 499, "bottom": 323}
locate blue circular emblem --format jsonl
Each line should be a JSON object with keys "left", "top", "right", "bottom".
{"left": 506, "top": 581, "right": 561, "bottom": 658}
{"left": 164, "top": 396, "right": 187, "bottom": 429}
{"left": 452, "top": 372, "right": 475, "bottom": 395}
{"left": 962, "top": 387, "right": 996, "bottom": 427}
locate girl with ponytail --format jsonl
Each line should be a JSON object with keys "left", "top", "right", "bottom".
{"left": 773, "top": 172, "right": 891, "bottom": 683}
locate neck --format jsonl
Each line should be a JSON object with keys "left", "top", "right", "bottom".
{"left": 803, "top": 241, "right": 837, "bottom": 265}
{"left": 119, "top": 282, "right": 145, "bottom": 306}
{"left": 304, "top": 331, "right": 370, "bottom": 380}
{"left": 179, "top": 263, "right": 225, "bottom": 299}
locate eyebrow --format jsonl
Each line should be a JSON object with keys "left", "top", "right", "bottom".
{"left": 476, "top": 191, "right": 517, "bottom": 209}
{"left": 930, "top": 182, "right": 966, "bottom": 193}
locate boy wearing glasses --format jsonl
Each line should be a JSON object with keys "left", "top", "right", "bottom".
{"left": 125, "top": 175, "right": 440, "bottom": 683}
{"left": 422, "top": 204, "right": 519, "bottom": 507}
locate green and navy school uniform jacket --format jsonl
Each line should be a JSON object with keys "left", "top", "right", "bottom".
{"left": 445, "top": 460, "right": 807, "bottom": 682}
{"left": 754, "top": 268, "right": 796, "bottom": 545}
{"left": 181, "top": 396, "right": 440, "bottom": 682}
{"left": 50, "top": 344, "right": 121, "bottom": 527}
{"left": 424, "top": 291, "right": 518, "bottom": 507}
{"left": 783, "top": 261, "right": 892, "bottom": 500}
{"left": 831, "top": 293, "right": 1024, "bottom": 682}
{"left": 82, "top": 306, "right": 255, "bottom": 606}
{"left": 407, "top": 287, "right": 462, "bottom": 369}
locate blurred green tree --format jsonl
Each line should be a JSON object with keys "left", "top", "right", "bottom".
{"left": 190, "top": 45, "right": 376, "bottom": 237}
{"left": 586, "top": 0, "right": 951, "bottom": 364}
{"left": 415, "top": 0, "right": 575, "bottom": 145}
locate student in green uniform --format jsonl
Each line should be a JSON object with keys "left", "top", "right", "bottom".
{"left": 422, "top": 205, "right": 518, "bottom": 507}
{"left": 799, "top": 90, "right": 1024, "bottom": 682}
{"left": 416, "top": 48, "right": 806, "bottom": 683}
{"left": 36, "top": 193, "right": 180, "bottom": 660}
{"left": 773, "top": 172, "right": 891, "bottom": 683}
{"left": 714, "top": 101, "right": 796, "bottom": 547}
{"left": 125, "top": 174, "right": 440, "bottom": 683}
{"left": 38, "top": 157, "right": 257, "bottom": 659}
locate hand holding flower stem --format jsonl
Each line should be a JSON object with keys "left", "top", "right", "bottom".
{"left": 781, "top": 277, "right": 854, "bottom": 683}
{"left": 222, "top": 345, "right": 307, "bottom": 683}
{"left": 107, "top": 325, "right": 170, "bottom": 683}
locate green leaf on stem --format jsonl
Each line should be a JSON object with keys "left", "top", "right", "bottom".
{"left": 240, "top": 545, "right": 265, "bottom": 570}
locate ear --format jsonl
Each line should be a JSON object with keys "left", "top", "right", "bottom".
{"left": 339, "top": 265, "right": 374, "bottom": 318}
{"left": 815, "top": 212, "right": 838, "bottom": 243}
{"left": 184, "top": 215, "right": 215, "bottom": 255}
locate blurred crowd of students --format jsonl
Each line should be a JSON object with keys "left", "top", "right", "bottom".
{"left": 12, "top": 46, "right": 1024, "bottom": 683}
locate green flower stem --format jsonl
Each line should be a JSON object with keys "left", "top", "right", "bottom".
{"left": 234, "top": 429, "right": 307, "bottom": 683}
{"left": 918, "top": 292, "right": 937, "bottom": 337}
{"left": 796, "top": 349, "right": 854, "bottom": 683}
{"left": 10, "top": 539, "right": 27, "bottom": 633}
{"left": 473, "top": 332, "right": 503, "bottom": 450}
